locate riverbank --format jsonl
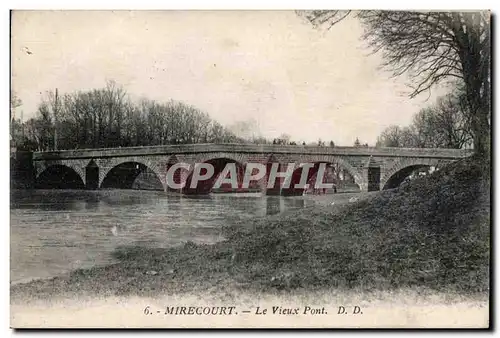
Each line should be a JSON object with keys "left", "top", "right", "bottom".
{"left": 11, "top": 157, "right": 490, "bottom": 312}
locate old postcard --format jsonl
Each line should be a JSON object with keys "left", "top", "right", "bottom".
{"left": 9, "top": 10, "right": 490, "bottom": 328}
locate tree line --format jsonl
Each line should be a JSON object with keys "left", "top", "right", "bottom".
{"left": 300, "top": 11, "right": 490, "bottom": 156}
{"left": 376, "top": 89, "right": 474, "bottom": 149}
{"left": 11, "top": 81, "right": 246, "bottom": 151}
{"left": 10, "top": 87, "right": 359, "bottom": 151}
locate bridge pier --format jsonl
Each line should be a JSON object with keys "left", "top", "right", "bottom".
{"left": 265, "top": 187, "right": 282, "bottom": 196}
{"left": 362, "top": 157, "right": 381, "bottom": 192}
{"left": 85, "top": 160, "right": 99, "bottom": 190}
{"left": 265, "top": 161, "right": 284, "bottom": 196}
{"left": 11, "top": 151, "right": 35, "bottom": 189}
{"left": 165, "top": 160, "right": 188, "bottom": 193}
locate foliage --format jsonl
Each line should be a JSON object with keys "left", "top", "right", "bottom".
{"left": 299, "top": 10, "right": 491, "bottom": 155}
{"left": 377, "top": 90, "right": 473, "bottom": 149}
{"left": 14, "top": 81, "right": 245, "bottom": 151}
{"left": 10, "top": 91, "right": 22, "bottom": 112}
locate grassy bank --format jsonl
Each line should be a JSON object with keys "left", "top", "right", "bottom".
{"left": 11, "top": 157, "right": 490, "bottom": 301}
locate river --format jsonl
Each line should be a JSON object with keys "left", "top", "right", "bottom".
{"left": 10, "top": 189, "right": 326, "bottom": 285}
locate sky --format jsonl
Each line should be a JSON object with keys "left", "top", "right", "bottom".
{"left": 11, "top": 10, "right": 449, "bottom": 146}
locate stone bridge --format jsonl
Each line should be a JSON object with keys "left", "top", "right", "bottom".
{"left": 32, "top": 143, "right": 473, "bottom": 195}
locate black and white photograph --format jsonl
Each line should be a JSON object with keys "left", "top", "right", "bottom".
{"left": 9, "top": 9, "right": 491, "bottom": 328}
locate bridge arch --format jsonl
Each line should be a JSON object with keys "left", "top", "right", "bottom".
{"left": 35, "top": 163, "right": 85, "bottom": 189}
{"left": 34, "top": 160, "right": 87, "bottom": 188}
{"left": 189, "top": 152, "right": 248, "bottom": 167}
{"left": 98, "top": 157, "right": 165, "bottom": 191}
{"left": 183, "top": 156, "right": 246, "bottom": 194}
{"left": 381, "top": 157, "right": 445, "bottom": 190}
{"left": 294, "top": 155, "right": 363, "bottom": 186}
{"left": 280, "top": 156, "right": 363, "bottom": 196}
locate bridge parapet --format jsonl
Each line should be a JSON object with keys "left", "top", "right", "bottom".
{"left": 33, "top": 143, "right": 474, "bottom": 161}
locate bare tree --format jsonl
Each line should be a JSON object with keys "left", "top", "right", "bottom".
{"left": 299, "top": 10, "right": 491, "bottom": 156}
{"left": 376, "top": 125, "right": 404, "bottom": 147}
{"left": 228, "top": 119, "right": 262, "bottom": 141}
{"left": 377, "top": 90, "right": 473, "bottom": 149}
{"left": 10, "top": 91, "right": 22, "bottom": 120}
{"left": 277, "top": 133, "right": 291, "bottom": 145}
{"left": 10, "top": 92, "right": 23, "bottom": 147}
{"left": 411, "top": 92, "right": 473, "bottom": 149}
{"left": 22, "top": 84, "right": 245, "bottom": 150}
